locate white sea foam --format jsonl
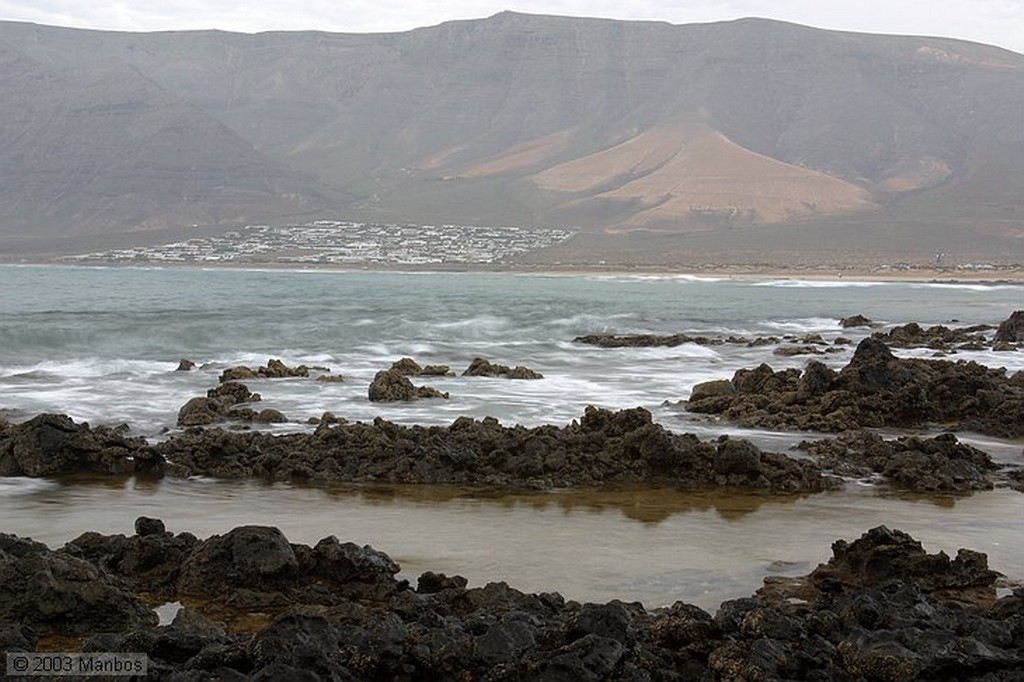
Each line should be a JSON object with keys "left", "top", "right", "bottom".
{"left": 582, "top": 274, "right": 726, "bottom": 283}
{"left": 0, "top": 477, "right": 58, "bottom": 497}
{"left": 763, "top": 318, "right": 842, "bottom": 333}
{"left": 909, "top": 282, "right": 1021, "bottom": 292}
{"left": 753, "top": 280, "right": 889, "bottom": 288}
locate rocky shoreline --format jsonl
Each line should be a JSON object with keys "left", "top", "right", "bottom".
{"left": 3, "top": 402, "right": 1022, "bottom": 494}
{"left": 2, "top": 311, "right": 1024, "bottom": 678}
{"left": 1, "top": 520, "right": 1021, "bottom": 680}
{"left": 686, "top": 336, "right": 1024, "bottom": 438}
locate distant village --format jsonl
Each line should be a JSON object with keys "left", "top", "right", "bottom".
{"left": 62, "top": 221, "right": 576, "bottom": 266}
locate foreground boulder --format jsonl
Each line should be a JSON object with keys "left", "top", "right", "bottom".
{"left": 2, "top": 522, "right": 1020, "bottom": 680}
{"left": 687, "top": 337, "right": 1024, "bottom": 437}
{"left": 0, "top": 535, "right": 157, "bottom": 638}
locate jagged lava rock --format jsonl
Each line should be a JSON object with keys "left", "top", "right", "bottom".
{"left": 994, "top": 310, "right": 1024, "bottom": 343}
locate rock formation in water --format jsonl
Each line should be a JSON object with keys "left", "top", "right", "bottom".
{"left": 871, "top": 322, "right": 995, "bottom": 351}
{"left": 839, "top": 314, "right": 874, "bottom": 328}
{"left": 0, "top": 413, "right": 163, "bottom": 477}
{"left": 368, "top": 369, "right": 449, "bottom": 401}
{"left": 462, "top": 358, "right": 543, "bottom": 379}
{"left": 176, "top": 382, "right": 267, "bottom": 427}
{"left": 390, "top": 357, "right": 453, "bottom": 376}
{"left": 687, "top": 337, "right": 1024, "bottom": 437}
{"left": 1, "top": 521, "right": 1020, "bottom": 680}
{"left": 995, "top": 310, "right": 1024, "bottom": 344}
{"left": 574, "top": 333, "right": 780, "bottom": 348}
{"left": 4, "top": 406, "right": 1021, "bottom": 493}
{"left": 219, "top": 358, "right": 311, "bottom": 383}
{"left": 798, "top": 430, "right": 1000, "bottom": 492}
{"left": 156, "top": 406, "right": 836, "bottom": 492}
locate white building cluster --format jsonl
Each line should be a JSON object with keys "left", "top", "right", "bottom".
{"left": 64, "top": 221, "right": 576, "bottom": 266}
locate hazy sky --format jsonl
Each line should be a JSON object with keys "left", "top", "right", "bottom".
{"left": 1, "top": 1, "right": 1022, "bottom": 53}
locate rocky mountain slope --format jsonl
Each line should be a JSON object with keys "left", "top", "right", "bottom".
{"left": 1, "top": 13, "right": 1022, "bottom": 261}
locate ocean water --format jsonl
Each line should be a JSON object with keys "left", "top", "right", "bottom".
{"left": 1, "top": 264, "right": 1022, "bottom": 607}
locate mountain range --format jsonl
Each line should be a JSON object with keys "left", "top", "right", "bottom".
{"left": 1, "top": 12, "right": 1022, "bottom": 264}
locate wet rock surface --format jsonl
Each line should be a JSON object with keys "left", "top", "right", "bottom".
{"left": 462, "top": 357, "right": 544, "bottom": 379}
{"left": 219, "top": 359, "right": 310, "bottom": 383}
{"left": 0, "top": 413, "right": 163, "bottom": 477}
{"left": 995, "top": 310, "right": 1024, "bottom": 343}
{"left": 390, "top": 357, "right": 453, "bottom": 377}
{"left": 176, "top": 382, "right": 266, "bottom": 427}
{"left": 574, "top": 332, "right": 780, "bottom": 348}
{"left": 156, "top": 406, "right": 837, "bottom": 492}
{"left": 797, "top": 430, "right": 1005, "bottom": 492}
{"left": 2, "top": 521, "right": 1021, "bottom": 680}
{"left": 840, "top": 314, "right": 874, "bottom": 328}
{"left": 368, "top": 369, "right": 449, "bottom": 402}
{"left": 6, "top": 400, "right": 1020, "bottom": 497}
{"left": 688, "top": 337, "right": 1024, "bottom": 437}
{"left": 872, "top": 321, "right": 995, "bottom": 351}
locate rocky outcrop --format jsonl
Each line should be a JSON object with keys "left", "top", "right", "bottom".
{"left": 367, "top": 369, "right": 449, "bottom": 402}
{"left": 389, "top": 357, "right": 453, "bottom": 376}
{"left": 0, "top": 413, "right": 163, "bottom": 477}
{"left": 462, "top": 357, "right": 543, "bottom": 379}
{"left": 995, "top": 310, "right": 1024, "bottom": 343}
{"left": 176, "top": 382, "right": 264, "bottom": 427}
{"left": 574, "top": 333, "right": 780, "bottom": 348}
{"left": 687, "top": 337, "right": 1024, "bottom": 437}
{"left": 0, "top": 538, "right": 157, "bottom": 639}
{"left": 872, "top": 321, "right": 994, "bottom": 350}
{"left": 156, "top": 406, "right": 836, "bottom": 492}
{"left": 839, "top": 314, "right": 874, "bottom": 328}
{"left": 3, "top": 522, "right": 1021, "bottom": 680}
{"left": 219, "top": 359, "right": 310, "bottom": 383}
{"left": 798, "top": 430, "right": 1002, "bottom": 492}
{"left": 175, "top": 358, "right": 196, "bottom": 371}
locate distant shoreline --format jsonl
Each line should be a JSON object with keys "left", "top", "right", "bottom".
{"left": 3, "top": 256, "right": 1023, "bottom": 285}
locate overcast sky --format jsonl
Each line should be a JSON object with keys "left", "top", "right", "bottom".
{"left": 1, "top": 1, "right": 1022, "bottom": 53}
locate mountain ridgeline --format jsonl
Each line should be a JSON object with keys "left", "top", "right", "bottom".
{"left": 1, "top": 12, "right": 1022, "bottom": 262}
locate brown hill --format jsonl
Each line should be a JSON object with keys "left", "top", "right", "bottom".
{"left": 0, "top": 13, "right": 1022, "bottom": 262}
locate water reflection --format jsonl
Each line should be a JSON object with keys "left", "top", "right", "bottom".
{"left": 316, "top": 483, "right": 811, "bottom": 524}
{"left": 1, "top": 475, "right": 1022, "bottom": 611}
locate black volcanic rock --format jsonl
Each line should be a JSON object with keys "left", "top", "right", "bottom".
{"left": 367, "top": 369, "right": 449, "bottom": 401}
{"left": 219, "top": 359, "right": 309, "bottom": 383}
{"left": 687, "top": 337, "right": 1024, "bottom": 437}
{"left": 178, "top": 526, "right": 300, "bottom": 597}
{"left": 3, "top": 522, "right": 1021, "bottom": 680}
{"left": 0, "top": 546, "right": 157, "bottom": 639}
{"left": 462, "top": 357, "right": 543, "bottom": 379}
{"left": 574, "top": 333, "right": 780, "bottom": 348}
{"left": 798, "top": 430, "right": 1001, "bottom": 492}
{"left": 839, "top": 314, "right": 873, "bottom": 328}
{"left": 176, "top": 381, "right": 263, "bottom": 426}
{"left": 156, "top": 406, "right": 836, "bottom": 493}
{"left": 994, "top": 310, "right": 1024, "bottom": 343}
{"left": 872, "top": 322, "right": 994, "bottom": 350}
{"left": 0, "top": 413, "right": 162, "bottom": 476}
